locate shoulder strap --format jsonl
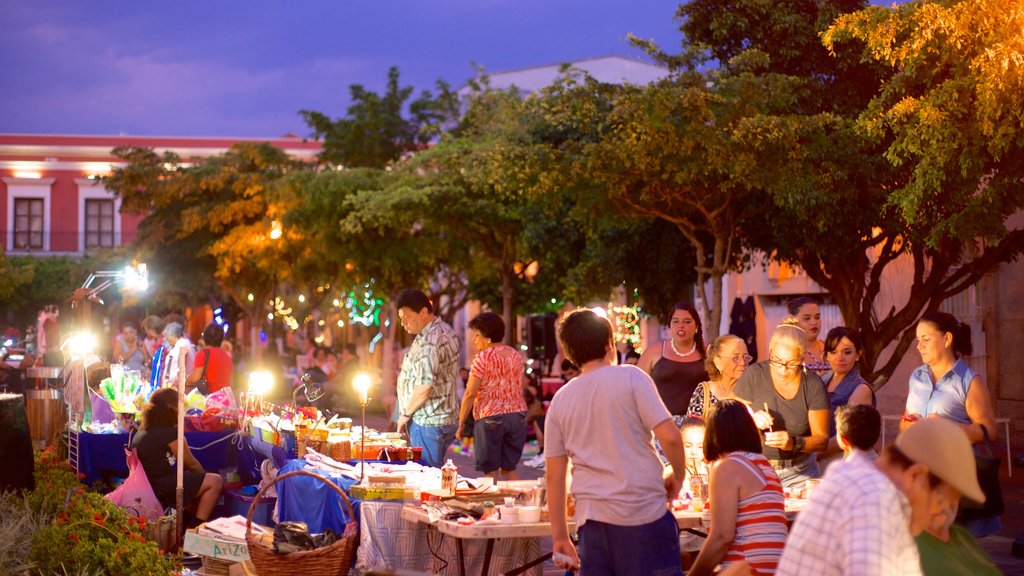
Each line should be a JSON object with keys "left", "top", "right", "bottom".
{"left": 200, "top": 348, "right": 210, "bottom": 379}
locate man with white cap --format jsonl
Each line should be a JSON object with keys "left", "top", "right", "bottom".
{"left": 777, "top": 417, "right": 984, "bottom": 575}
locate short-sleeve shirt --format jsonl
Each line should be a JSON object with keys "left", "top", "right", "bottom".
{"left": 733, "top": 361, "right": 829, "bottom": 461}
{"left": 545, "top": 364, "right": 673, "bottom": 528}
{"left": 915, "top": 524, "right": 1001, "bottom": 576}
{"left": 163, "top": 338, "right": 196, "bottom": 387}
{"left": 194, "top": 347, "right": 233, "bottom": 394}
{"left": 469, "top": 345, "right": 527, "bottom": 418}
{"left": 906, "top": 357, "right": 975, "bottom": 425}
{"left": 777, "top": 450, "right": 922, "bottom": 575}
{"left": 397, "top": 317, "right": 460, "bottom": 427}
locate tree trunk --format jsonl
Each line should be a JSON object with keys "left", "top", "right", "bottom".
{"left": 0, "top": 394, "right": 34, "bottom": 492}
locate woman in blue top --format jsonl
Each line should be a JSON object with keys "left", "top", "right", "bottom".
{"left": 901, "top": 311, "right": 1000, "bottom": 537}
{"left": 822, "top": 327, "right": 874, "bottom": 435}
{"left": 901, "top": 312, "right": 997, "bottom": 443}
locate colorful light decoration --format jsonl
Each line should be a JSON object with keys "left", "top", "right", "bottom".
{"left": 345, "top": 280, "right": 383, "bottom": 327}
{"left": 607, "top": 303, "right": 643, "bottom": 352}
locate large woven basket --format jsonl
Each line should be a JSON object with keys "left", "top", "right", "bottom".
{"left": 245, "top": 470, "right": 358, "bottom": 576}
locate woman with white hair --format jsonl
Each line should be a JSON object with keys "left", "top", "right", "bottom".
{"left": 161, "top": 321, "right": 196, "bottom": 388}
{"left": 733, "top": 321, "right": 830, "bottom": 488}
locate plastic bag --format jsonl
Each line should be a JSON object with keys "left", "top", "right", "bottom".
{"left": 273, "top": 521, "right": 316, "bottom": 553}
{"left": 104, "top": 448, "right": 163, "bottom": 520}
{"left": 205, "top": 387, "right": 237, "bottom": 415}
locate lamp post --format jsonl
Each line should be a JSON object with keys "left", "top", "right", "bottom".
{"left": 352, "top": 372, "right": 371, "bottom": 482}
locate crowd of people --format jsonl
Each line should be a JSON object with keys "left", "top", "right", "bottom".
{"left": 542, "top": 299, "right": 1003, "bottom": 575}
{"left": 3, "top": 291, "right": 1007, "bottom": 574}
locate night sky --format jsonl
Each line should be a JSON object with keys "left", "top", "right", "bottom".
{"left": 0, "top": 0, "right": 682, "bottom": 138}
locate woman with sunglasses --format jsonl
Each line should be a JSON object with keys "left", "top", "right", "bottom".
{"left": 686, "top": 334, "right": 752, "bottom": 419}
{"left": 733, "top": 321, "right": 830, "bottom": 488}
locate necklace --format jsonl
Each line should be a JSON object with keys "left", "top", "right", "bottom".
{"left": 670, "top": 339, "right": 697, "bottom": 357}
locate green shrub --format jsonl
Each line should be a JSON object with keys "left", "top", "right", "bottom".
{"left": 25, "top": 450, "right": 178, "bottom": 576}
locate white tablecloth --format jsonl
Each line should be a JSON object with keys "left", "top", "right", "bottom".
{"left": 357, "top": 501, "right": 543, "bottom": 575}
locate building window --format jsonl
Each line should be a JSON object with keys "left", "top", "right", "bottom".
{"left": 85, "top": 198, "right": 115, "bottom": 248}
{"left": 13, "top": 198, "right": 44, "bottom": 250}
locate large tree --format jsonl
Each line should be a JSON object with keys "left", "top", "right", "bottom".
{"left": 105, "top": 143, "right": 324, "bottom": 355}
{"left": 704, "top": 0, "right": 1024, "bottom": 386}
{"left": 802, "top": 0, "right": 1024, "bottom": 385}
{"left": 300, "top": 66, "right": 459, "bottom": 169}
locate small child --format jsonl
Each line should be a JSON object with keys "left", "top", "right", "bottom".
{"left": 835, "top": 404, "right": 881, "bottom": 461}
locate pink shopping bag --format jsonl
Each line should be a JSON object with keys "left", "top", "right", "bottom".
{"left": 104, "top": 448, "right": 164, "bottom": 520}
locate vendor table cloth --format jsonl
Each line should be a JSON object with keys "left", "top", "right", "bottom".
{"left": 73, "top": 429, "right": 240, "bottom": 486}
{"left": 361, "top": 502, "right": 543, "bottom": 576}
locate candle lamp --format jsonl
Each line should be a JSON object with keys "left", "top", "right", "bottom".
{"left": 352, "top": 372, "right": 372, "bottom": 482}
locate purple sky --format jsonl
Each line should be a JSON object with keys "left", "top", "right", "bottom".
{"left": 0, "top": 0, "right": 682, "bottom": 138}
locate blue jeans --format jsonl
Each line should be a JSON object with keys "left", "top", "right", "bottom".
{"left": 776, "top": 454, "right": 819, "bottom": 489}
{"left": 578, "top": 510, "right": 682, "bottom": 576}
{"left": 409, "top": 421, "right": 457, "bottom": 469}
{"left": 473, "top": 411, "right": 528, "bottom": 473}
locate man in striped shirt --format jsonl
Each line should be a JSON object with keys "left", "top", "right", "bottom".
{"left": 396, "top": 289, "right": 460, "bottom": 469}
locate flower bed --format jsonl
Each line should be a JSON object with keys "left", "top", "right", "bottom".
{"left": 0, "top": 449, "right": 179, "bottom": 575}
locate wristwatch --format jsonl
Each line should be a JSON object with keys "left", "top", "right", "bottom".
{"left": 791, "top": 435, "right": 806, "bottom": 452}
{"left": 402, "top": 412, "right": 413, "bottom": 418}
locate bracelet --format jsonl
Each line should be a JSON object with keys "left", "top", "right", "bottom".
{"left": 402, "top": 412, "right": 413, "bottom": 418}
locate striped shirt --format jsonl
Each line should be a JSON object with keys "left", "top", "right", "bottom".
{"left": 469, "top": 345, "right": 527, "bottom": 418}
{"left": 397, "top": 317, "right": 460, "bottom": 427}
{"left": 711, "top": 451, "right": 788, "bottom": 575}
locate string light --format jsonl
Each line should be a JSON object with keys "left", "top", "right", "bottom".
{"left": 608, "top": 303, "right": 643, "bottom": 352}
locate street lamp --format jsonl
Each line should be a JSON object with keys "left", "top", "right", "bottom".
{"left": 352, "top": 372, "right": 371, "bottom": 482}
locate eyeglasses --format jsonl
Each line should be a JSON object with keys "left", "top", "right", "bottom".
{"left": 769, "top": 357, "right": 803, "bottom": 370}
{"left": 721, "top": 354, "right": 753, "bottom": 365}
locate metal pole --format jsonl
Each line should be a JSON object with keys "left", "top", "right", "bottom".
{"left": 360, "top": 402, "right": 366, "bottom": 482}
{"left": 175, "top": 353, "right": 185, "bottom": 546}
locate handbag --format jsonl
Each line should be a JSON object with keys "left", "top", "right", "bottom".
{"left": 957, "top": 424, "right": 1004, "bottom": 523}
{"left": 195, "top": 349, "right": 211, "bottom": 395}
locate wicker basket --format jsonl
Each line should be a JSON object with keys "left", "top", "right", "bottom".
{"left": 245, "top": 470, "right": 358, "bottom": 576}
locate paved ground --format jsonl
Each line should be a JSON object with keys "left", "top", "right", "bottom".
{"left": 365, "top": 412, "right": 1024, "bottom": 574}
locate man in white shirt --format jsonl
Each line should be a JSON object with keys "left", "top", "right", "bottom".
{"left": 777, "top": 417, "right": 985, "bottom": 575}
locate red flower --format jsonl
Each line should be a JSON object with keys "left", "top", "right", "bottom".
{"left": 76, "top": 472, "right": 86, "bottom": 479}
{"left": 68, "top": 533, "right": 80, "bottom": 542}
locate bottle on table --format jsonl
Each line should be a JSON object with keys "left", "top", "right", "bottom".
{"left": 441, "top": 459, "right": 458, "bottom": 496}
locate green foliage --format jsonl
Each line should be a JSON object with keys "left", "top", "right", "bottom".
{"left": 301, "top": 66, "right": 460, "bottom": 169}
{"left": 105, "top": 142, "right": 320, "bottom": 323}
{"left": 23, "top": 450, "right": 177, "bottom": 576}
{"left": 825, "top": 0, "right": 1024, "bottom": 246}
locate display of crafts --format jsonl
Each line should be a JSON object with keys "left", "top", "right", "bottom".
{"left": 98, "top": 364, "right": 149, "bottom": 415}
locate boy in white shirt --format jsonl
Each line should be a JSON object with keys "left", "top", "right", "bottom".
{"left": 545, "top": 309, "right": 686, "bottom": 574}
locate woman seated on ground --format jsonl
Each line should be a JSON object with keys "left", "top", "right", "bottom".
{"left": 734, "top": 321, "right": 829, "bottom": 488}
{"left": 456, "top": 312, "right": 528, "bottom": 481}
{"left": 689, "top": 400, "right": 788, "bottom": 576}
{"left": 132, "top": 388, "right": 223, "bottom": 527}
{"left": 687, "top": 334, "right": 752, "bottom": 419}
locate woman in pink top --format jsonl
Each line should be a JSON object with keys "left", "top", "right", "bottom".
{"left": 456, "top": 312, "right": 528, "bottom": 480}
{"left": 690, "top": 399, "right": 788, "bottom": 576}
